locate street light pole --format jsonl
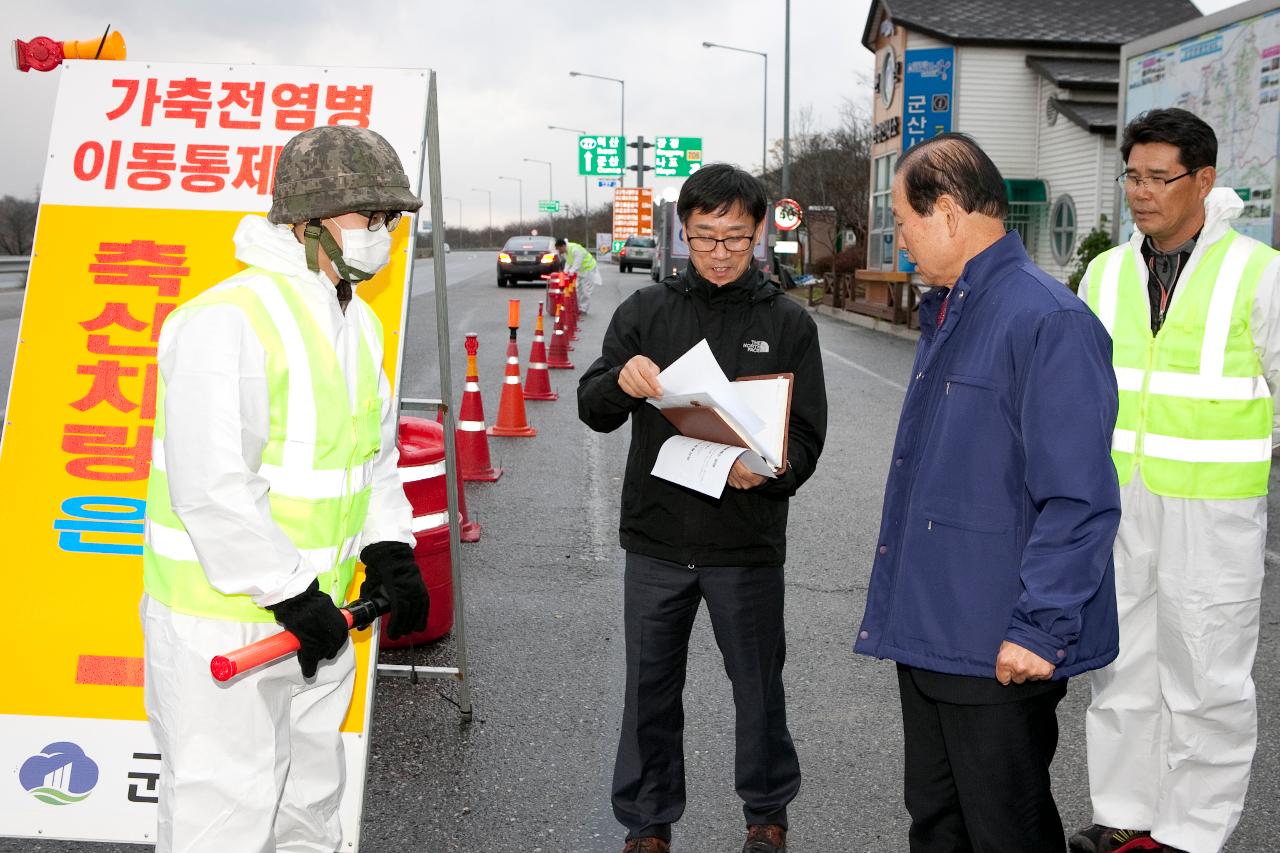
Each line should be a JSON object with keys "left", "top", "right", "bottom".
{"left": 498, "top": 175, "right": 523, "bottom": 231}
{"left": 702, "top": 41, "right": 768, "bottom": 177}
{"left": 569, "top": 71, "right": 625, "bottom": 186}
{"left": 524, "top": 157, "right": 554, "bottom": 237}
{"left": 782, "top": 0, "right": 791, "bottom": 197}
{"left": 471, "top": 187, "right": 492, "bottom": 242}
{"left": 549, "top": 124, "right": 591, "bottom": 247}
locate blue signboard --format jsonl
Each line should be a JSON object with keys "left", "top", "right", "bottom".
{"left": 902, "top": 47, "right": 955, "bottom": 153}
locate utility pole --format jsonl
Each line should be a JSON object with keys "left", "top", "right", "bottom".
{"left": 498, "top": 175, "right": 523, "bottom": 231}
{"left": 628, "top": 136, "right": 654, "bottom": 189}
{"left": 549, "top": 124, "right": 591, "bottom": 247}
{"left": 569, "top": 71, "right": 625, "bottom": 187}
{"left": 782, "top": 0, "right": 792, "bottom": 197}
{"left": 701, "top": 42, "right": 768, "bottom": 177}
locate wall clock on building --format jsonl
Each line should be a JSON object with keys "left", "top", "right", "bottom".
{"left": 881, "top": 46, "right": 897, "bottom": 108}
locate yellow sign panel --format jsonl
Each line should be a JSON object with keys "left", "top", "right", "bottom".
{"left": 0, "top": 204, "right": 410, "bottom": 729}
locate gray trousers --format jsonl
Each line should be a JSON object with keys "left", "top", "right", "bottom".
{"left": 611, "top": 551, "right": 800, "bottom": 841}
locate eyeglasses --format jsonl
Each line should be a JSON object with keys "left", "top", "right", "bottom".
{"left": 360, "top": 210, "right": 404, "bottom": 232}
{"left": 687, "top": 235, "right": 755, "bottom": 253}
{"left": 1116, "top": 169, "right": 1200, "bottom": 192}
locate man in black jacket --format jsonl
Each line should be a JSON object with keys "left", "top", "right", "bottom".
{"left": 578, "top": 164, "right": 827, "bottom": 853}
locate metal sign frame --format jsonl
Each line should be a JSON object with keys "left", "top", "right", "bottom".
{"left": 371, "top": 70, "right": 474, "bottom": 724}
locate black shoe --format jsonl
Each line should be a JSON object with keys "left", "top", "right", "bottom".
{"left": 743, "top": 824, "right": 786, "bottom": 853}
{"left": 1068, "top": 824, "right": 1152, "bottom": 853}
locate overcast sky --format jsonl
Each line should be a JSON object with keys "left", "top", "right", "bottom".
{"left": 1, "top": 0, "right": 1242, "bottom": 230}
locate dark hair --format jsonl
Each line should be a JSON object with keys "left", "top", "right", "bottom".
{"left": 554, "top": 237, "right": 566, "bottom": 247}
{"left": 896, "top": 133, "right": 1008, "bottom": 219}
{"left": 677, "top": 163, "right": 768, "bottom": 225}
{"left": 1121, "top": 108, "right": 1217, "bottom": 171}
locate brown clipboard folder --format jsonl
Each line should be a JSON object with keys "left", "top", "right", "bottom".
{"left": 654, "top": 372, "right": 794, "bottom": 471}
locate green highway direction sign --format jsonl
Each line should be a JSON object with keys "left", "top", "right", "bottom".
{"left": 537, "top": 199, "right": 561, "bottom": 213}
{"left": 579, "top": 134, "right": 625, "bottom": 176}
{"left": 612, "top": 239, "right": 626, "bottom": 253}
{"left": 653, "top": 136, "right": 703, "bottom": 177}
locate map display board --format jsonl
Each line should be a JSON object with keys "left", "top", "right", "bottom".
{"left": 1123, "top": 9, "right": 1280, "bottom": 244}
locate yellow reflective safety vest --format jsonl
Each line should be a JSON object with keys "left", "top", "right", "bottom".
{"left": 143, "top": 268, "right": 384, "bottom": 621}
{"left": 1086, "top": 230, "right": 1278, "bottom": 499}
{"left": 566, "top": 241, "right": 597, "bottom": 272}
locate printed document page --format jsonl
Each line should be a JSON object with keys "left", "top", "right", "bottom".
{"left": 651, "top": 435, "right": 776, "bottom": 498}
{"left": 651, "top": 339, "right": 764, "bottom": 433}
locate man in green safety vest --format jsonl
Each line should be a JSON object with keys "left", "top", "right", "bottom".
{"left": 1073, "top": 108, "right": 1280, "bottom": 853}
{"left": 556, "top": 236, "right": 601, "bottom": 314}
{"left": 140, "top": 126, "right": 429, "bottom": 853}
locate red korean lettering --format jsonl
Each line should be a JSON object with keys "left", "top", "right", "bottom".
{"left": 62, "top": 424, "right": 153, "bottom": 482}
{"left": 217, "top": 81, "right": 265, "bottom": 130}
{"left": 73, "top": 140, "right": 122, "bottom": 189}
{"left": 126, "top": 142, "right": 177, "bottom": 191}
{"left": 90, "top": 241, "right": 190, "bottom": 297}
{"left": 106, "top": 78, "right": 160, "bottom": 125}
{"left": 180, "top": 143, "right": 230, "bottom": 193}
{"left": 272, "top": 83, "right": 319, "bottom": 131}
{"left": 71, "top": 360, "right": 140, "bottom": 413}
{"left": 151, "top": 303, "right": 178, "bottom": 342}
{"left": 162, "top": 77, "right": 214, "bottom": 127}
{"left": 325, "top": 85, "right": 373, "bottom": 128}
{"left": 140, "top": 362, "right": 158, "bottom": 420}
{"left": 232, "top": 145, "right": 279, "bottom": 195}
{"left": 80, "top": 302, "right": 157, "bottom": 357}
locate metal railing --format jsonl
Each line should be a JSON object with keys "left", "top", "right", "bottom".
{"left": 0, "top": 256, "right": 31, "bottom": 288}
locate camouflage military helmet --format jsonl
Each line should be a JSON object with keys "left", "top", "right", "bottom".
{"left": 268, "top": 126, "right": 423, "bottom": 224}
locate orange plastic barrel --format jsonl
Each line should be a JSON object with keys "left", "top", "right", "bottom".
{"left": 384, "top": 416, "right": 474, "bottom": 646}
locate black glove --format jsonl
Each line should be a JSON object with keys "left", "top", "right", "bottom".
{"left": 359, "top": 541, "right": 429, "bottom": 640}
{"left": 265, "top": 579, "right": 349, "bottom": 678}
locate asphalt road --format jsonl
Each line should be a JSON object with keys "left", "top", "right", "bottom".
{"left": 2, "top": 259, "right": 1277, "bottom": 852}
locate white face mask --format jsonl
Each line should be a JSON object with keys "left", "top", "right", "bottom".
{"left": 329, "top": 220, "right": 393, "bottom": 277}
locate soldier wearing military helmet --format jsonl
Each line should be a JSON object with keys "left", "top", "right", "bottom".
{"left": 140, "top": 124, "right": 428, "bottom": 853}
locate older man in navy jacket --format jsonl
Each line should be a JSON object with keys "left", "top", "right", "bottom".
{"left": 855, "top": 133, "right": 1121, "bottom": 852}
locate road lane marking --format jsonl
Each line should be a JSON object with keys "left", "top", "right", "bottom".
{"left": 821, "top": 347, "right": 908, "bottom": 392}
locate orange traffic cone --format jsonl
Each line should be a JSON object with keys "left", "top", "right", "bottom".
{"left": 488, "top": 299, "right": 537, "bottom": 438}
{"left": 565, "top": 273, "right": 581, "bottom": 343}
{"left": 523, "top": 301, "right": 557, "bottom": 401}
{"left": 455, "top": 333, "right": 501, "bottom": 482}
{"left": 547, "top": 303, "right": 575, "bottom": 370}
{"left": 544, "top": 272, "right": 564, "bottom": 321}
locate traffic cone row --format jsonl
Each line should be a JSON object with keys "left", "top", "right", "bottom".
{"left": 451, "top": 288, "right": 589, "bottom": 485}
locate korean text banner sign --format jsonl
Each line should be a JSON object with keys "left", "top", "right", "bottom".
{"left": 902, "top": 47, "right": 955, "bottom": 153}
{"left": 0, "top": 60, "right": 429, "bottom": 849}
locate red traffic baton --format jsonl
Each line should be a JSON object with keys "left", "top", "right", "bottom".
{"left": 209, "top": 596, "right": 388, "bottom": 682}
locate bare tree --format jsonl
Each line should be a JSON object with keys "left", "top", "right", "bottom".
{"left": 0, "top": 194, "right": 39, "bottom": 256}
{"left": 761, "top": 97, "right": 872, "bottom": 270}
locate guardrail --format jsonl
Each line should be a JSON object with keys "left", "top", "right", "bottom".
{"left": 0, "top": 256, "right": 30, "bottom": 289}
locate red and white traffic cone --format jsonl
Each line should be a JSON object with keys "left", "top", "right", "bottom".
{"left": 547, "top": 303, "right": 575, "bottom": 370}
{"left": 565, "top": 273, "right": 581, "bottom": 343}
{"left": 488, "top": 299, "right": 537, "bottom": 438}
{"left": 523, "top": 301, "right": 557, "bottom": 401}
{"left": 455, "top": 333, "right": 501, "bottom": 482}
{"left": 543, "top": 272, "right": 564, "bottom": 321}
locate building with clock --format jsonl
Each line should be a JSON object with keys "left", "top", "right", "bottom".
{"left": 862, "top": 0, "right": 1202, "bottom": 282}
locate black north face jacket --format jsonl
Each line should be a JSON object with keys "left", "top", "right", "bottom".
{"left": 578, "top": 264, "right": 827, "bottom": 567}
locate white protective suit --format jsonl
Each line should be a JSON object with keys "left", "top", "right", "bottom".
{"left": 1079, "top": 188, "right": 1280, "bottom": 853}
{"left": 142, "top": 215, "right": 414, "bottom": 853}
{"left": 563, "top": 244, "right": 601, "bottom": 315}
